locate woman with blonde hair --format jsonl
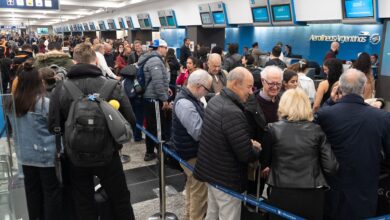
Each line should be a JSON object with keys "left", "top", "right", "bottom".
{"left": 261, "top": 88, "right": 338, "bottom": 220}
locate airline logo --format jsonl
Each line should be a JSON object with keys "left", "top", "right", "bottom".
{"left": 310, "top": 32, "right": 381, "bottom": 45}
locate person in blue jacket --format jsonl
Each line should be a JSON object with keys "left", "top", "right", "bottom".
{"left": 315, "top": 68, "right": 390, "bottom": 219}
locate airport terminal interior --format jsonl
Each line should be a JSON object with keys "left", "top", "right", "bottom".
{"left": 0, "top": 0, "right": 390, "bottom": 219}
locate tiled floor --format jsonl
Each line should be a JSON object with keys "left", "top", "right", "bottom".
{"left": 124, "top": 141, "right": 186, "bottom": 220}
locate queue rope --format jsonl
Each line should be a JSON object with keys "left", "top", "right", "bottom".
{"left": 136, "top": 123, "right": 304, "bottom": 220}
{"left": 135, "top": 123, "right": 390, "bottom": 220}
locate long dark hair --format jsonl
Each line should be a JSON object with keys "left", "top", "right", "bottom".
{"left": 324, "top": 58, "right": 343, "bottom": 89}
{"left": 13, "top": 59, "right": 45, "bottom": 116}
{"left": 354, "top": 52, "right": 371, "bottom": 76}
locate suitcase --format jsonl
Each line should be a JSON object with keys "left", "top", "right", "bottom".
{"left": 241, "top": 163, "right": 268, "bottom": 220}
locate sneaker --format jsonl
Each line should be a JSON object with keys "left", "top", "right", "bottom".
{"left": 144, "top": 153, "right": 157, "bottom": 161}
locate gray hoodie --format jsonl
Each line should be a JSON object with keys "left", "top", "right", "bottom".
{"left": 137, "top": 51, "right": 169, "bottom": 101}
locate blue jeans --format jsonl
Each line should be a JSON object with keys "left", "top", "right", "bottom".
{"left": 130, "top": 97, "right": 144, "bottom": 141}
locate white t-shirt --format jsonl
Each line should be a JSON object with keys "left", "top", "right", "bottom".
{"left": 298, "top": 72, "right": 316, "bottom": 103}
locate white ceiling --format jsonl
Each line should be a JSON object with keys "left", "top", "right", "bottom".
{"left": 0, "top": 0, "right": 145, "bottom": 26}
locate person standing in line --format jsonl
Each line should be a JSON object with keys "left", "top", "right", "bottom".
{"left": 194, "top": 67, "right": 261, "bottom": 220}
{"left": 172, "top": 70, "right": 212, "bottom": 220}
{"left": 316, "top": 68, "right": 390, "bottom": 219}
{"left": 180, "top": 38, "right": 192, "bottom": 68}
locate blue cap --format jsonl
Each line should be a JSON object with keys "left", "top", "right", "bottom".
{"left": 150, "top": 39, "right": 168, "bottom": 48}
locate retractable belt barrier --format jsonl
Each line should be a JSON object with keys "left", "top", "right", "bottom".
{"left": 136, "top": 123, "right": 390, "bottom": 220}
{"left": 135, "top": 123, "right": 304, "bottom": 220}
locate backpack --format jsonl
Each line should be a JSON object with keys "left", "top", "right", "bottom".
{"left": 63, "top": 80, "right": 131, "bottom": 167}
{"left": 49, "top": 64, "right": 68, "bottom": 80}
{"left": 121, "top": 55, "right": 163, "bottom": 97}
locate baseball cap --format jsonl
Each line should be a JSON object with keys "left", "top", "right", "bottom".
{"left": 150, "top": 39, "right": 168, "bottom": 48}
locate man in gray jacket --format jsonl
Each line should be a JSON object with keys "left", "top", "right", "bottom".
{"left": 138, "top": 39, "right": 170, "bottom": 161}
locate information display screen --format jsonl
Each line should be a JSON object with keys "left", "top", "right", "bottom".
{"left": 272, "top": 4, "right": 292, "bottom": 22}
{"left": 212, "top": 12, "right": 225, "bottom": 24}
{"left": 99, "top": 21, "right": 106, "bottom": 31}
{"left": 200, "top": 12, "right": 212, "bottom": 25}
{"left": 344, "top": 0, "right": 374, "bottom": 18}
{"left": 167, "top": 16, "right": 175, "bottom": 26}
{"left": 83, "top": 23, "right": 89, "bottom": 31}
{"left": 159, "top": 17, "right": 167, "bottom": 27}
{"left": 144, "top": 18, "right": 151, "bottom": 27}
{"left": 126, "top": 17, "right": 133, "bottom": 29}
{"left": 37, "top": 27, "right": 48, "bottom": 34}
{"left": 118, "top": 18, "right": 125, "bottom": 29}
{"left": 89, "top": 22, "right": 95, "bottom": 31}
{"left": 0, "top": 0, "right": 59, "bottom": 10}
{"left": 381, "top": 22, "right": 390, "bottom": 76}
{"left": 252, "top": 7, "right": 269, "bottom": 22}
{"left": 107, "top": 19, "right": 116, "bottom": 30}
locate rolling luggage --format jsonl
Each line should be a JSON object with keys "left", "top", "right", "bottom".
{"left": 241, "top": 163, "right": 268, "bottom": 220}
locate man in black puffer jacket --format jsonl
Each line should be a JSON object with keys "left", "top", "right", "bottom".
{"left": 194, "top": 67, "right": 261, "bottom": 220}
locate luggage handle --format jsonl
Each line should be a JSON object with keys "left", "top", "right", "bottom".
{"left": 243, "top": 162, "right": 262, "bottom": 212}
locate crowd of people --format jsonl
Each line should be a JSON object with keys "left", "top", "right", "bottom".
{"left": 0, "top": 32, "right": 389, "bottom": 220}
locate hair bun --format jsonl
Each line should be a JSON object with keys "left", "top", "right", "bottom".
{"left": 22, "top": 61, "right": 34, "bottom": 71}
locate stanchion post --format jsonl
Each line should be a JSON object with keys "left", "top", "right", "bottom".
{"left": 148, "top": 100, "right": 178, "bottom": 220}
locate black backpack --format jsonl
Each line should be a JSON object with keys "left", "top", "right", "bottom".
{"left": 63, "top": 80, "right": 118, "bottom": 167}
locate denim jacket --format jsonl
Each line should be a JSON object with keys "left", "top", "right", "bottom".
{"left": 9, "top": 97, "right": 56, "bottom": 167}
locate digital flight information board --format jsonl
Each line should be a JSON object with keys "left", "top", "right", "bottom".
{"left": 0, "top": 0, "right": 59, "bottom": 10}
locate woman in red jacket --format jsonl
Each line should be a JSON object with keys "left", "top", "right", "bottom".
{"left": 115, "top": 46, "right": 131, "bottom": 73}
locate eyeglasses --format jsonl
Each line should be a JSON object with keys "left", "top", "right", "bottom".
{"left": 262, "top": 78, "right": 282, "bottom": 88}
{"left": 201, "top": 84, "right": 211, "bottom": 93}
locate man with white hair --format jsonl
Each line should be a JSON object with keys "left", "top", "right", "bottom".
{"left": 172, "top": 69, "right": 212, "bottom": 220}
{"left": 316, "top": 68, "right": 390, "bottom": 219}
{"left": 245, "top": 65, "right": 283, "bottom": 197}
{"left": 194, "top": 67, "right": 261, "bottom": 220}
{"left": 205, "top": 53, "right": 227, "bottom": 101}
{"left": 323, "top": 41, "right": 340, "bottom": 62}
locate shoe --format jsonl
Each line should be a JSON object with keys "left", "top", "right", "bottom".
{"left": 144, "top": 153, "right": 157, "bottom": 161}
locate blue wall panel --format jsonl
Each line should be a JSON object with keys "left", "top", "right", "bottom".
{"left": 225, "top": 24, "right": 382, "bottom": 65}
{"left": 160, "top": 28, "right": 186, "bottom": 49}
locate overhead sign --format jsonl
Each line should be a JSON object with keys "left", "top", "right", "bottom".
{"left": 0, "top": 0, "right": 59, "bottom": 10}
{"left": 310, "top": 32, "right": 380, "bottom": 45}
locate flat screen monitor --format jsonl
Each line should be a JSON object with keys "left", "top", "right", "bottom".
{"left": 144, "top": 19, "right": 151, "bottom": 27}
{"left": 118, "top": 18, "right": 125, "bottom": 29}
{"left": 89, "top": 22, "right": 95, "bottom": 31}
{"left": 167, "top": 16, "right": 175, "bottom": 26}
{"left": 108, "top": 23, "right": 115, "bottom": 30}
{"left": 99, "top": 22, "right": 106, "bottom": 31}
{"left": 212, "top": 12, "right": 225, "bottom": 25}
{"left": 37, "top": 27, "right": 48, "bottom": 35}
{"left": 159, "top": 17, "right": 168, "bottom": 27}
{"left": 200, "top": 12, "right": 212, "bottom": 25}
{"left": 83, "top": 23, "right": 89, "bottom": 31}
{"left": 344, "top": 0, "right": 374, "bottom": 18}
{"left": 126, "top": 18, "right": 133, "bottom": 29}
{"left": 271, "top": 4, "right": 292, "bottom": 22}
{"left": 252, "top": 7, "right": 269, "bottom": 22}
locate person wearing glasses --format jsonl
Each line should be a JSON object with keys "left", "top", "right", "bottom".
{"left": 194, "top": 67, "right": 261, "bottom": 220}
{"left": 172, "top": 69, "right": 212, "bottom": 220}
{"left": 245, "top": 65, "right": 284, "bottom": 198}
